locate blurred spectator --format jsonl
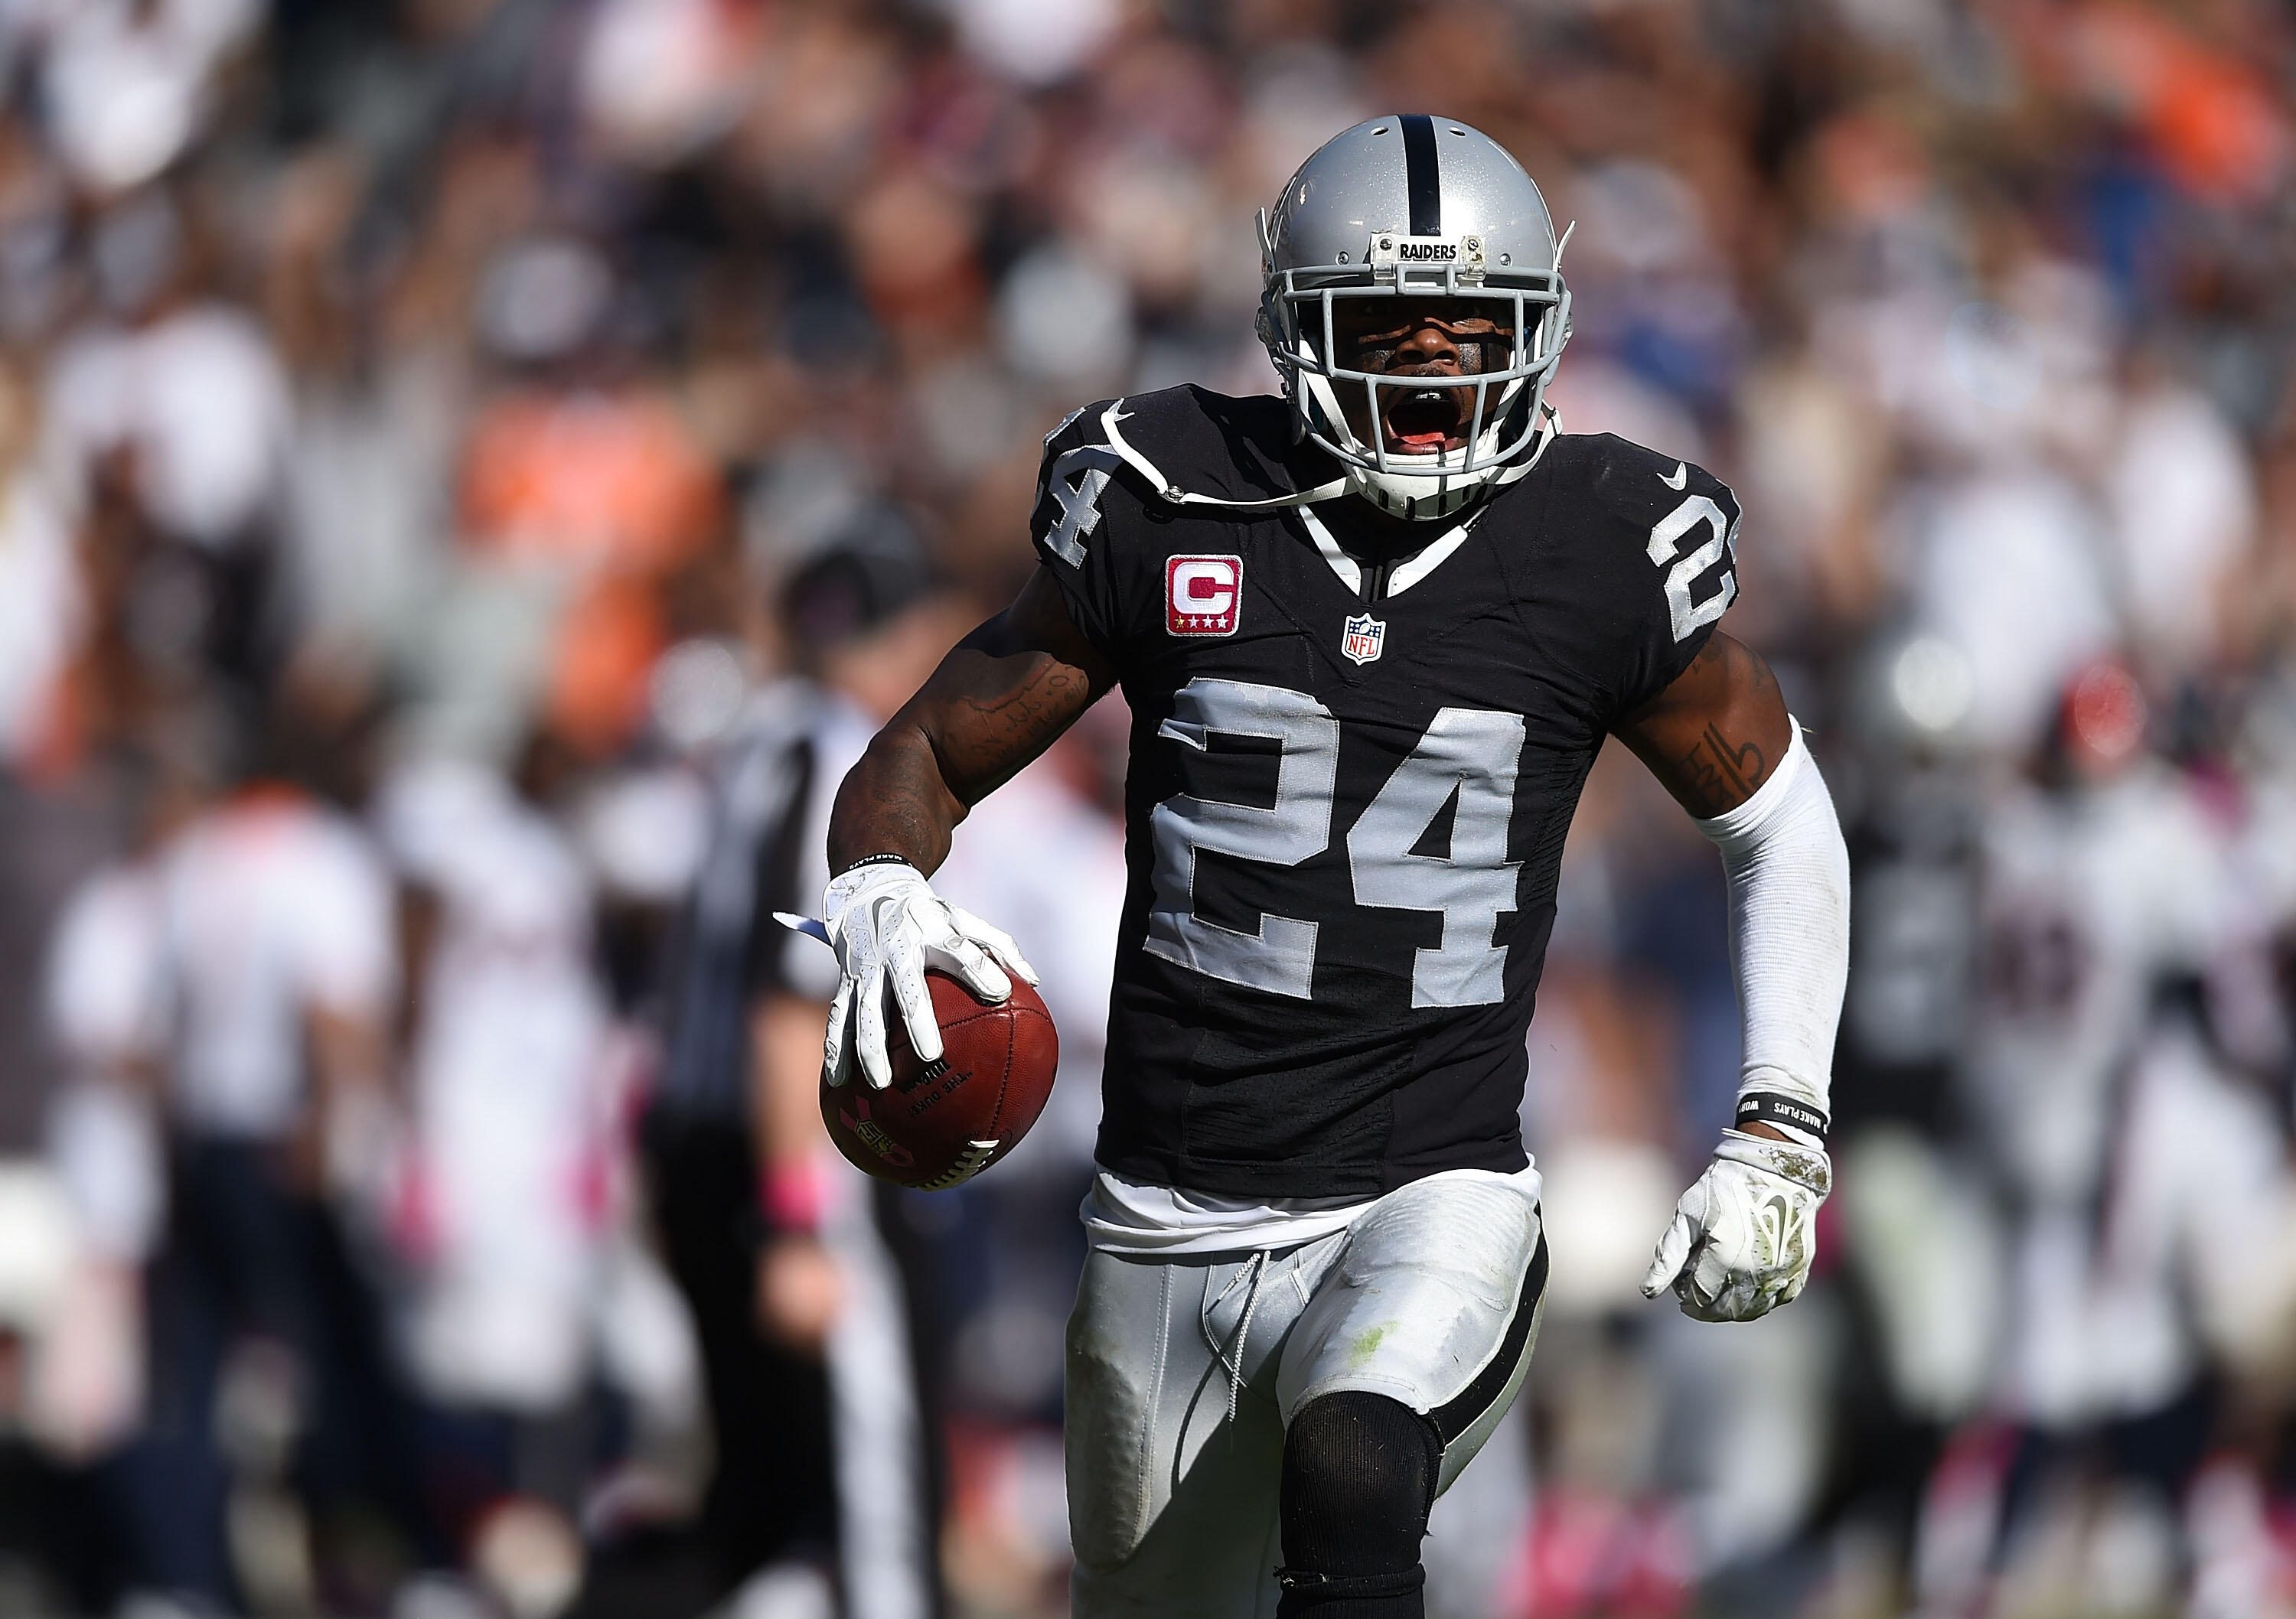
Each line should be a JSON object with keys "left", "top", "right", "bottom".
{"left": 0, "top": 360, "right": 79, "bottom": 774}
{"left": 376, "top": 749, "right": 699, "bottom": 1603}
{"left": 87, "top": 717, "right": 439, "bottom": 1613}
{"left": 35, "top": 0, "right": 260, "bottom": 196}
{"left": 46, "top": 192, "right": 293, "bottom": 556}
{"left": 458, "top": 236, "right": 727, "bottom": 759}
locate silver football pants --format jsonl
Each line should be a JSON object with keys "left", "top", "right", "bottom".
{"left": 1065, "top": 1171, "right": 1547, "bottom": 1617}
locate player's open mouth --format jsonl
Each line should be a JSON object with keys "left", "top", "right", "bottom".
{"left": 1381, "top": 384, "right": 1466, "bottom": 454}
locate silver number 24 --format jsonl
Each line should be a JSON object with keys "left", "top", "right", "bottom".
{"left": 1143, "top": 678, "right": 1525, "bottom": 1005}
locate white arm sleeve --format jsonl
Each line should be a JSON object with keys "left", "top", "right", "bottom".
{"left": 1693, "top": 720, "right": 1851, "bottom": 1123}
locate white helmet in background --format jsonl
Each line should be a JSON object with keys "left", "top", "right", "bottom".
{"left": 1257, "top": 116, "right": 1573, "bottom": 522}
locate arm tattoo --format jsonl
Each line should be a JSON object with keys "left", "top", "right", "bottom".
{"left": 942, "top": 657, "right": 1094, "bottom": 794}
{"left": 1613, "top": 632, "right": 1791, "bottom": 820}
{"left": 833, "top": 650, "right": 1099, "bottom": 873}
{"left": 1678, "top": 722, "right": 1769, "bottom": 806}
{"left": 957, "top": 659, "right": 1090, "bottom": 751}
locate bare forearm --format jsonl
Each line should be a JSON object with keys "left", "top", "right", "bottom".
{"left": 308, "top": 1006, "right": 388, "bottom": 1102}
{"left": 828, "top": 651, "right": 1097, "bottom": 872}
{"left": 829, "top": 722, "right": 970, "bottom": 875}
{"left": 826, "top": 571, "right": 1113, "bottom": 876}
{"left": 751, "top": 992, "right": 831, "bottom": 1171}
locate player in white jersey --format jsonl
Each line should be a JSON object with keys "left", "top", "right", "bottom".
{"left": 377, "top": 754, "right": 696, "bottom": 1494}
{"left": 153, "top": 783, "right": 396, "bottom": 1145}
{"left": 115, "top": 773, "right": 433, "bottom": 1607}
{"left": 1963, "top": 666, "right": 2233, "bottom": 1420}
{"left": 1949, "top": 661, "right": 2294, "bottom": 1612}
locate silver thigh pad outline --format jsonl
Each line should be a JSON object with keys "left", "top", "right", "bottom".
{"left": 1066, "top": 1242, "right": 1342, "bottom": 1606}
{"left": 1276, "top": 1172, "right": 1546, "bottom": 1493}
{"left": 1065, "top": 1172, "right": 1544, "bottom": 1614}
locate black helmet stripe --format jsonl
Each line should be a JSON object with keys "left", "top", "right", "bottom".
{"left": 1401, "top": 114, "right": 1441, "bottom": 236}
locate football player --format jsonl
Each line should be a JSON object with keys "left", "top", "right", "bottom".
{"left": 816, "top": 118, "right": 1851, "bottom": 1618}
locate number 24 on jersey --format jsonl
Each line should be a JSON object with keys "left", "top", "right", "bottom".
{"left": 1144, "top": 679, "right": 1525, "bottom": 1009}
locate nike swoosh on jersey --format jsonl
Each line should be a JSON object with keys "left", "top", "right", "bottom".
{"left": 1661, "top": 461, "right": 1688, "bottom": 490}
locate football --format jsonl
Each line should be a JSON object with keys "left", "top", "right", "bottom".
{"left": 820, "top": 971, "right": 1059, "bottom": 1190}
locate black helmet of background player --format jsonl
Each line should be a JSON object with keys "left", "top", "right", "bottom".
{"left": 1257, "top": 116, "right": 1573, "bottom": 523}
{"left": 781, "top": 506, "right": 958, "bottom": 718}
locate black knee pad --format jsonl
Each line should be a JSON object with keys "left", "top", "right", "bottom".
{"left": 1275, "top": 1391, "right": 1440, "bottom": 1617}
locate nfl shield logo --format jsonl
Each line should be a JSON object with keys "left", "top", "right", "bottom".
{"left": 1341, "top": 613, "right": 1386, "bottom": 665}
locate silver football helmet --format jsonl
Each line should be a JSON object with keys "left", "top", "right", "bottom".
{"left": 1257, "top": 116, "right": 1571, "bottom": 521}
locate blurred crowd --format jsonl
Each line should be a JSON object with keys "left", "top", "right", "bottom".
{"left": 1, "top": 1, "right": 2295, "bottom": 1617}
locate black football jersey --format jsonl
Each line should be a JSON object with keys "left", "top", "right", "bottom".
{"left": 1029, "top": 385, "right": 1740, "bottom": 1198}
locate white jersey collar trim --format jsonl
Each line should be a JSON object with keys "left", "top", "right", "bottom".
{"left": 1293, "top": 506, "right": 1363, "bottom": 595}
{"left": 1293, "top": 506, "right": 1481, "bottom": 598}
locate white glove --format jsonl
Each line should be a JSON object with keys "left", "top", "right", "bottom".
{"left": 820, "top": 860, "right": 1038, "bottom": 1090}
{"left": 1640, "top": 1129, "right": 1831, "bottom": 1323}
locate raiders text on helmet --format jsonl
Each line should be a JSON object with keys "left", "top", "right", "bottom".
{"left": 1257, "top": 116, "right": 1572, "bottom": 521}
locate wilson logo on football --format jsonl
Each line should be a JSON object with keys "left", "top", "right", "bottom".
{"left": 1167, "top": 555, "right": 1242, "bottom": 637}
{"left": 1342, "top": 613, "right": 1386, "bottom": 665}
